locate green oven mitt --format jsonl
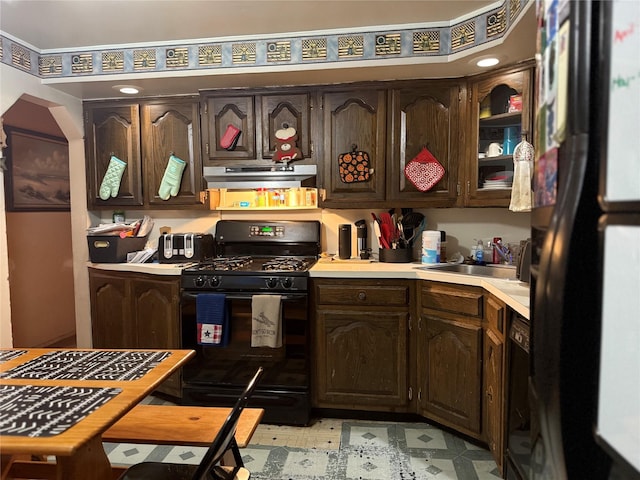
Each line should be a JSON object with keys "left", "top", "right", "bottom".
{"left": 99, "top": 155, "right": 127, "bottom": 200}
{"left": 158, "top": 154, "right": 187, "bottom": 200}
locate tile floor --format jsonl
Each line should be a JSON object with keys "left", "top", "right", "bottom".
{"left": 104, "top": 395, "right": 501, "bottom": 479}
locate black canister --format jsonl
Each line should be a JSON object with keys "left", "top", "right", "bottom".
{"left": 338, "top": 224, "right": 352, "bottom": 259}
{"left": 355, "top": 219, "right": 369, "bottom": 259}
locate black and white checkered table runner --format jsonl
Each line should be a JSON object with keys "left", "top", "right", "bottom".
{"left": 0, "top": 350, "right": 26, "bottom": 364}
{"left": 0, "top": 384, "right": 121, "bottom": 437}
{"left": 0, "top": 350, "right": 171, "bottom": 381}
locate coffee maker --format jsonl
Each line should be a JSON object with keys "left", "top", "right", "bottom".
{"left": 355, "top": 219, "right": 370, "bottom": 259}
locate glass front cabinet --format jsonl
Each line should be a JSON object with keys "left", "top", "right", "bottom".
{"left": 465, "top": 65, "right": 533, "bottom": 207}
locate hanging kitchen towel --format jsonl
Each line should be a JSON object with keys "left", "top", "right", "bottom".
{"left": 196, "top": 294, "right": 229, "bottom": 346}
{"left": 509, "top": 138, "right": 534, "bottom": 212}
{"left": 251, "top": 295, "right": 282, "bottom": 348}
{"left": 403, "top": 146, "right": 445, "bottom": 192}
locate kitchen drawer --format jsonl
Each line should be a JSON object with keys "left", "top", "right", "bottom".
{"left": 420, "top": 281, "right": 483, "bottom": 318}
{"left": 314, "top": 281, "right": 410, "bottom": 307}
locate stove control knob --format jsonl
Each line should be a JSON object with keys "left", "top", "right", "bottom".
{"left": 209, "top": 276, "right": 221, "bottom": 287}
{"left": 281, "top": 277, "right": 293, "bottom": 289}
{"left": 266, "top": 277, "right": 278, "bottom": 289}
{"left": 195, "top": 276, "right": 206, "bottom": 288}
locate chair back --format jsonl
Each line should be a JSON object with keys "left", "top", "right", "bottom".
{"left": 191, "top": 366, "right": 264, "bottom": 480}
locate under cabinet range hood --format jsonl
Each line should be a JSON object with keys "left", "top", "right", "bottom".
{"left": 204, "top": 164, "right": 316, "bottom": 189}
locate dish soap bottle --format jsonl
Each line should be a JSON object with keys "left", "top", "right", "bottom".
{"left": 475, "top": 239, "right": 484, "bottom": 263}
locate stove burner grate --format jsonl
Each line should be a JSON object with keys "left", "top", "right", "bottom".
{"left": 262, "top": 257, "right": 311, "bottom": 272}
{"left": 199, "top": 256, "right": 253, "bottom": 271}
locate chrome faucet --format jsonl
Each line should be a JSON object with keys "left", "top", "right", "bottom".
{"left": 490, "top": 240, "right": 513, "bottom": 264}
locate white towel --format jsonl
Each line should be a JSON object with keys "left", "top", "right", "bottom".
{"left": 251, "top": 295, "right": 282, "bottom": 348}
{"left": 509, "top": 140, "right": 534, "bottom": 212}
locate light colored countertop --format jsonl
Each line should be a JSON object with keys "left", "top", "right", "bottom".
{"left": 88, "top": 259, "right": 530, "bottom": 319}
{"left": 311, "top": 259, "right": 530, "bottom": 319}
{"left": 87, "top": 262, "right": 188, "bottom": 276}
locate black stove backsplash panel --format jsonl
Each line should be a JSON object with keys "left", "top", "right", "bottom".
{"left": 0, "top": 384, "right": 121, "bottom": 437}
{"left": 0, "top": 350, "right": 171, "bottom": 381}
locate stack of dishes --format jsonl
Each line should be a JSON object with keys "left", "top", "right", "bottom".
{"left": 482, "top": 171, "right": 513, "bottom": 190}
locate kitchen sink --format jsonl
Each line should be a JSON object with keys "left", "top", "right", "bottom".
{"left": 419, "top": 263, "right": 518, "bottom": 280}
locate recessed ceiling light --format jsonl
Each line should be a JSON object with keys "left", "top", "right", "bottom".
{"left": 119, "top": 86, "right": 139, "bottom": 94}
{"left": 476, "top": 57, "right": 500, "bottom": 68}
{"left": 113, "top": 85, "right": 141, "bottom": 95}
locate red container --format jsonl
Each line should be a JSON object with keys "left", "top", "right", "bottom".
{"left": 492, "top": 237, "right": 502, "bottom": 264}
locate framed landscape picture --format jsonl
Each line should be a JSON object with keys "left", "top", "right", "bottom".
{"left": 3, "top": 127, "right": 70, "bottom": 211}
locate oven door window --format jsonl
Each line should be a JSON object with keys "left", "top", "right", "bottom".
{"left": 181, "top": 292, "right": 309, "bottom": 390}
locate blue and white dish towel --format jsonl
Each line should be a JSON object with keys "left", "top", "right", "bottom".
{"left": 196, "top": 294, "right": 229, "bottom": 346}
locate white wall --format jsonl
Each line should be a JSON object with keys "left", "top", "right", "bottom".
{"left": 97, "top": 206, "right": 530, "bottom": 262}
{"left": 0, "top": 64, "right": 86, "bottom": 348}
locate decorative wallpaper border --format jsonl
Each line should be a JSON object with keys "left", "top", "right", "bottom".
{"left": 0, "top": 0, "right": 530, "bottom": 82}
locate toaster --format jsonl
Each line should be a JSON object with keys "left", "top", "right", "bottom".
{"left": 158, "top": 233, "right": 215, "bottom": 263}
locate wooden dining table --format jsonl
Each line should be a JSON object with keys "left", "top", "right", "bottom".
{"left": 0, "top": 348, "right": 194, "bottom": 480}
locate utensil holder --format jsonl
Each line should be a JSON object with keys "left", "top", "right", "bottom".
{"left": 379, "top": 248, "right": 412, "bottom": 263}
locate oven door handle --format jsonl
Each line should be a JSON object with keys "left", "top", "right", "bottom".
{"left": 182, "top": 292, "right": 307, "bottom": 301}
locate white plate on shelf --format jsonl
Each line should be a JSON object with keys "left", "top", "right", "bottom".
{"left": 482, "top": 182, "right": 512, "bottom": 189}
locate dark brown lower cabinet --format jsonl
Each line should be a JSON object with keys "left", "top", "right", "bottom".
{"left": 484, "top": 293, "right": 507, "bottom": 476}
{"left": 417, "top": 281, "right": 484, "bottom": 439}
{"left": 88, "top": 268, "right": 182, "bottom": 397}
{"left": 311, "top": 279, "right": 412, "bottom": 411}
{"left": 419, "top": 315, "right": 483, "bottom": 436}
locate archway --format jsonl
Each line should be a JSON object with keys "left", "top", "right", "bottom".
{"left": 3, "top": 97, "right": 76, "bottom": 346}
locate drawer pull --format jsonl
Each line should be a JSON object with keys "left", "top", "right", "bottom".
{"left": 357, "top": 291, "right": 366, "bottom": 301}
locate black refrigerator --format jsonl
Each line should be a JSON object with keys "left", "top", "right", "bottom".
{"left": 529, "top": 1, "right": 640, "bottom": 480}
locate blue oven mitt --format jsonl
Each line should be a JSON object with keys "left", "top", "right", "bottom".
{"left": 99, "top": 155, "right": 127, "bottom": 200}
{"left": 158, "top": 154, "right": 187, "bottom": 200}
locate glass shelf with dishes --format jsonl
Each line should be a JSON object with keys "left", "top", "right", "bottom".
{"left": 468, "top": 66, "right": 532, "bottom": 205}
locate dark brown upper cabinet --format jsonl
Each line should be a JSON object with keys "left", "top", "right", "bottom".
{"left": 465, "top": 64, "right": 534, "bottom": 207}
{"left": 200, "top": 89, "right": 312, "bottom": 166}
{"left": 387, "top": 80, "right": 464, "bottom": 207}
{"left": 142, "top": 98, "right": 203, "bottom": 207}
{"left": 85, "top": 102, "right": 143, "bottom": 207}
{"left": 84, "top": 96, "right": 203, "bottom": 209}
{"left": 319, "top": 87, "right": 387, "bottom": 206}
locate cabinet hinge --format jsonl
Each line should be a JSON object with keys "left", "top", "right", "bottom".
{"left": 456, "top": 182, "right": 461, "bottom": 196}
{"left": 310, "top": 141, "right": 314, "bottom": 157}
{"left": 205, "top": 143, "right": 209, "bottom": 155}
{"left": 203, "top": 103, "right": 208, "bottom": 115}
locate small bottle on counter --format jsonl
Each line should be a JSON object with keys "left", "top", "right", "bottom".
{"left": 439, "top": 231, "right": 447, "bottom": 263}
{"left": 475, "top": 239, "right": 484, "bottom": 263}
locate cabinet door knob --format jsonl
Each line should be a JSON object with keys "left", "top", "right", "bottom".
{"left": 357, "top": 291, "right": 366, "bottom": 301}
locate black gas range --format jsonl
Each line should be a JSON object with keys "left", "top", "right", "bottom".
{"left": 179, "top": 220, "right": 321, "bottom": 425}
{"left": 181, "top": 220, "right": 321, "bottom": 292}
